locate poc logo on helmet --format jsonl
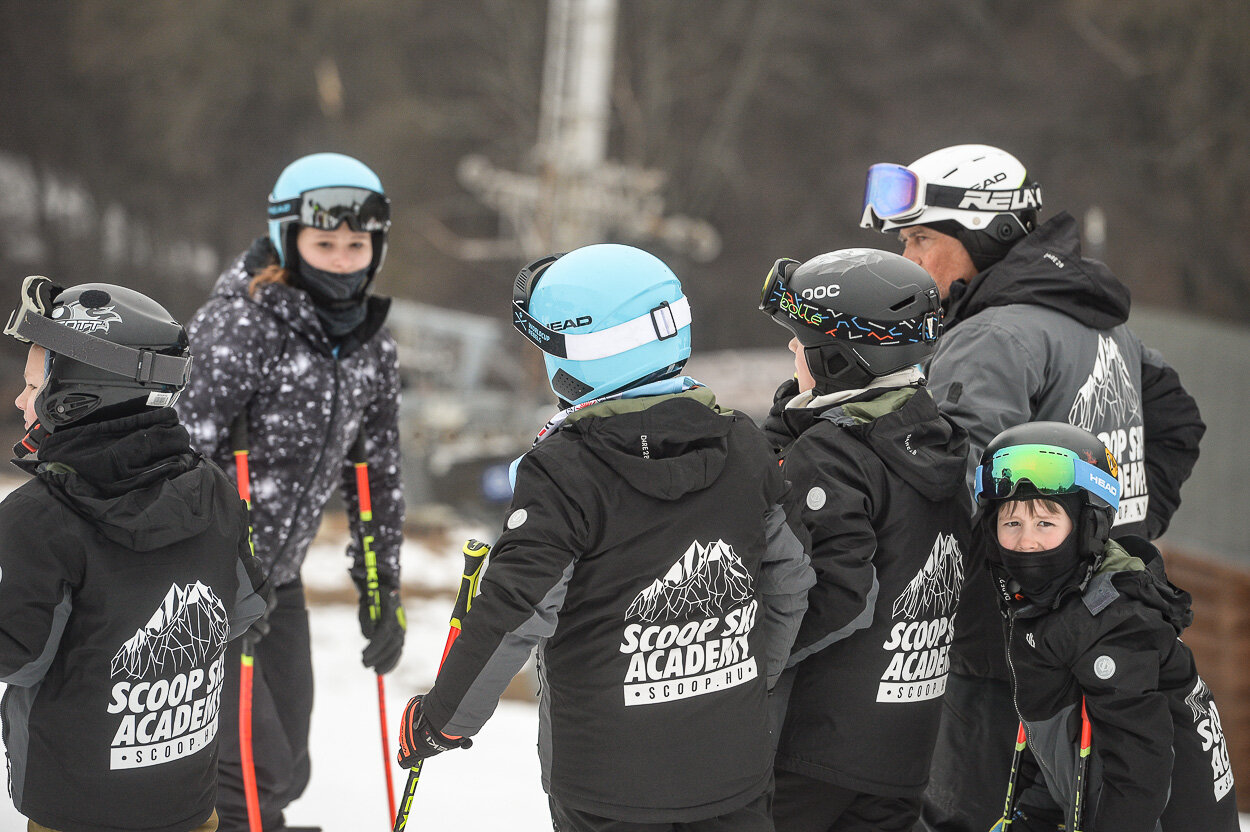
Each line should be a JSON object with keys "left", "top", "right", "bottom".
{"left": 549, "top": 315, "right": 593, "bottom": 331}
{"left": 800, "top": 285, "right": 840, "bottom": 300}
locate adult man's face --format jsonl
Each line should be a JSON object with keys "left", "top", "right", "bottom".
{"left": 898, "top": 225, "right": 978, "bottom": 300}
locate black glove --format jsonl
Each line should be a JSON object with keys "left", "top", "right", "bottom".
{"left": 396, "top": 695, "right": 472, "bottom": 768}
{"left": 358, "top": 583, "right": 406, "bottom": 674}
{"left": 248, "top": 581, "right": 279, "bottom": 644}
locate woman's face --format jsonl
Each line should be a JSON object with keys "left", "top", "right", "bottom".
{"left": 15, "top": 344, "right": 46, "bottom": 429}
{"left": 996, "top": 499, "right": 1073, "bottom": 552}
{"left": 296, "top": 224, "right": 373, "bottom": 274}
{"left": 789, "top": 337, "right": 817, "bottom": 393}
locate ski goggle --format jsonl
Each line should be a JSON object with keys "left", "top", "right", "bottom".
{"left": 758, "top": 258, "right": 940, "bottom": 345}
{"left": 511, "top": 254, "right": 690, "bottom": 361}
{"left": 267, "top": 186, "right": 391, "bottom": 233}
{"left": 973, "top": 443, "right": 1121, "bottom": 510}
{"left": 859, "top": 163, "right": 1043, "bottom": 231}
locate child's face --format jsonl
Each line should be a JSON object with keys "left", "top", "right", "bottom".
{"left": 15, "top": 344, "right": 46, "bottom": 429}
{"left": 788, "top": 337, "right": 816, "bottom": 393}
{"left": 296, "top": 224, "right": 373, "bottom": 274}
{"left": 996, "top": 499, "right": 1073, "bottom": 552}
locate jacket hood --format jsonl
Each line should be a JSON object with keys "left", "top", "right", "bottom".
{"left": 209, "top": 238, "right": 391, "bottom": 357}
{"left": 785, "top": 387, "right": 969, "bottom": 502}
{"left": 26, "top": 408, "right": 224, "bottom": 551}
{"left": 945, "top": 212, "right": 1131, "bottom": 330}
{"left": 562, "top": 390, "right": 732, "bottom": 501}
{"left": 1085, "top": 536, "right": 1193, "bottom": 634}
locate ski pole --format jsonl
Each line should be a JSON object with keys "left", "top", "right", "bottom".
{"left": 349, "top": 434, "right": 397, "bottom": 823}
{"left": 392, "top": 538, "right": 490, "bottom": 832}
{"left": 1072, "top": 697, "right": 1093, "bottom": 832}
{"left": 993, "top": 721, "right": 1029, "bottom": 831}
{"left": 231, "top": 414, "right": 263, "bottom": 832}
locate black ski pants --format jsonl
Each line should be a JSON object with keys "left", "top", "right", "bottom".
{"left": 550, "top": 789, "right": 773, "bottom": 832}
{"left": 216, "top": 580, "right": 314, "bottom": 832}
{"left": 914, "top": 672, "right": 1018, "bottom": 832}
{"left": 773, "top": 769, "right": 920, "bottom": 832}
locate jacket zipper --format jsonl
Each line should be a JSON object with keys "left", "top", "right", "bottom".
{"left": 1006, "top": 613, "right": 1061, "bottom": 793}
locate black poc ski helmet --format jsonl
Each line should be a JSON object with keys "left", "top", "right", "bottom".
{"left": 759, "top": 248, "right": 942, "bottom": 393}
{"left": 974, "top": 421, "right": 1121, "bottom": 562}
{"left": 5, "top": 276, "right": 192, "bottom": 431}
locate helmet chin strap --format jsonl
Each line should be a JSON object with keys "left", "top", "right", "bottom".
{"left": 14, "top": 420, "right": 49, "bottom": 458}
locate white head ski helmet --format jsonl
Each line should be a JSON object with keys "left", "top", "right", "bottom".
{"left": 861, "top": 145, "right": 1042, "bottom": 270}
{"left": 266, "top": 152, "right": 391, "bottom": 277}
{"left": 512, "top": 244, "right": 692, "bottom": 406}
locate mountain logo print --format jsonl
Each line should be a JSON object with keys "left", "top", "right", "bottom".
{"left": 112, "top": 581, "right": 229, "bottom": 680}
{"left": 1069, "top": 334, "right": 1142, "bottom": 430}
{"left": 627, "top": 539, "right": 753, "bottom": 622}
{"left": 892, "top": 533, "right": 963, "bottom": 620}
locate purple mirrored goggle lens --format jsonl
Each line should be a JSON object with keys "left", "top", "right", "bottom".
{"left": 862, "top": 163, "right": 921, "bottom": 221}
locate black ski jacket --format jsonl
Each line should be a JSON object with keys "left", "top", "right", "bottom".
{"left": 1005, "top": 537, "right": 1238, "bottom": 832}
{"left": 0, "top": 409, "right": 267, "bottom": 832}
{"left": 764, "top": 382, "right": 972, "bottom": 797}
{"left": 176, "top": 239, "right": 404, "bottom": 590}
{"left": 423, "top": 389, "right": 815, "bottom": 822}
{"left": 930, "top": 213, "right": 1205, "bottom": 681}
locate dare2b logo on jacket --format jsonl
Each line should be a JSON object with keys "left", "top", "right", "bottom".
{"left": 877, "top": 532, "right": 963, "bottom": 703}
{"left": 107, "top": 582, "right": 229, "bottom": 770}
{"left": 619, "top": 540, "right": 759, "bottom": 705}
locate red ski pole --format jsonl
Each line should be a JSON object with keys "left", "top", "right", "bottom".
{"left": 1072, "top": 697, "right": 1093, "bottom": 832}
{"left": 231, "top": 414, "right": 263, "bottom": 832}
{"left": 993, "top": 721, "right": 1029, "bottom": 831}
{"left": 349, "top": 434, "right": 397, "bottom": 822}
{"left": 392, "top": 538, "right": 490, "bottom": 832}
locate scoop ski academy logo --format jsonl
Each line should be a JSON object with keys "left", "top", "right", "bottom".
{"left": 619, "top": 540, "right": 759, "bottom": 706}
{"left": 107, "top": 582, "right": 229, "bottom": 770}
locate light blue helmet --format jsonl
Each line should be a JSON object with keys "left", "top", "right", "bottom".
{"left": 266, "top": 152, "right": 391, "bottom": 275}
{"left": 512, "top": 244, "right": 692, "bottom": 405}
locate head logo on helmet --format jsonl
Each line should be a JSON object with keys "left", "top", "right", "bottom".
{"left": 266, "top": 152, "right": 391, "bottom": 278}
{"left": 511, "top": 244, "right": 692, "bottom": 406}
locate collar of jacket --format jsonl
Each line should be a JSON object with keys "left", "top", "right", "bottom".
{"left": 564, "top": 386, "right": 723, "bottom": 425}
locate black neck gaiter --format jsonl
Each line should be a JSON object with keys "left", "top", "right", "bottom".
{"left": 995, "top": 532, "right": 1085, "bottom": 608}
{"left": 296, "top": 262, "right": 370, "bottom": 337}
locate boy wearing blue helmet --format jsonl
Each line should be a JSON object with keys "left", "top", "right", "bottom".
{"left": 396, "top": 244, "right": 815, "bottom": 831}
{"left": 975, "top": 422, "right": 1237, "bottom": 832}
{"left": 177, "top": 152, "right": 405, "bottom": 831}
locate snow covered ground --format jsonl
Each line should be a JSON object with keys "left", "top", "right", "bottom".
{"left": 0, "top": 480, "right": 1248, "bottom": 829}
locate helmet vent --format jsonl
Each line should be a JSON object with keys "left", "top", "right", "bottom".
{"left": 80, "top": 289, "right": 111, "bottom": 308}
{"left": 551, "top": 369, "right": 594, "bottom": 402}
{"left": 889, "top": 296, "right": 918, "bottom": 312}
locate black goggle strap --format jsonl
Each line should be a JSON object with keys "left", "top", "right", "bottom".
{"left": 7, "top": 309, "right": 191, "bottom": 388}
{"left": 762, "top": 270, "right": 941, "bottom": 346}
{"left": 921, "top": 182, "right": 1043, "bottom": 214}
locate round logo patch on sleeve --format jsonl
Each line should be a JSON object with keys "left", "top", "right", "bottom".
{"left": 806, "top": 487, "right": 827, "bottom": 511}
{"left": 1093, "top": 655, "right": 1117, "bottom": 680}
{"left": 506, "top": 508, "right": 528, "bottom": 529}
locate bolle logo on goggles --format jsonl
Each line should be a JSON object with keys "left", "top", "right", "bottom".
{"left": 549, "top": 315, "right": 593, "bottom": 331}
{"left": 957, "top": 186, "right": 1042, "bottom": 212}
{"left": 51, "top": 301, "right": 123, "bottom": 334}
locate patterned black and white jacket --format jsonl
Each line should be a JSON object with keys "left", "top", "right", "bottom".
{"left": 176, "top": 239, "right": 404, "bottom": 590}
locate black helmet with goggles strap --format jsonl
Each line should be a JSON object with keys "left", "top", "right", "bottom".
{"left": 5, "top": 276, "right": 192, "bottom": 437}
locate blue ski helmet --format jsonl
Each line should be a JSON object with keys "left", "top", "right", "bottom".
{"left": 512, "top": 244, "right": 692, "bottom": 405}
{"left": 266, "top": 152, "right": 391, "bottom": 276}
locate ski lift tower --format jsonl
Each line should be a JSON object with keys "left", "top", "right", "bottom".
{"left": 454, "top": 0, "right": 720, "bottom": 262}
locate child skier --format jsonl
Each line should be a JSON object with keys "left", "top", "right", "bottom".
{"left": 976, "top": 421, "right": 1238, "bottom": 831}
{"left": 0, "top": 276, "right": 269, "bottom": 832}
{"left": 757, "top": 249, "right": 972, "bottom": 831}
{"left": 395, "top": 243, "right": 815, "bottom": 831}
